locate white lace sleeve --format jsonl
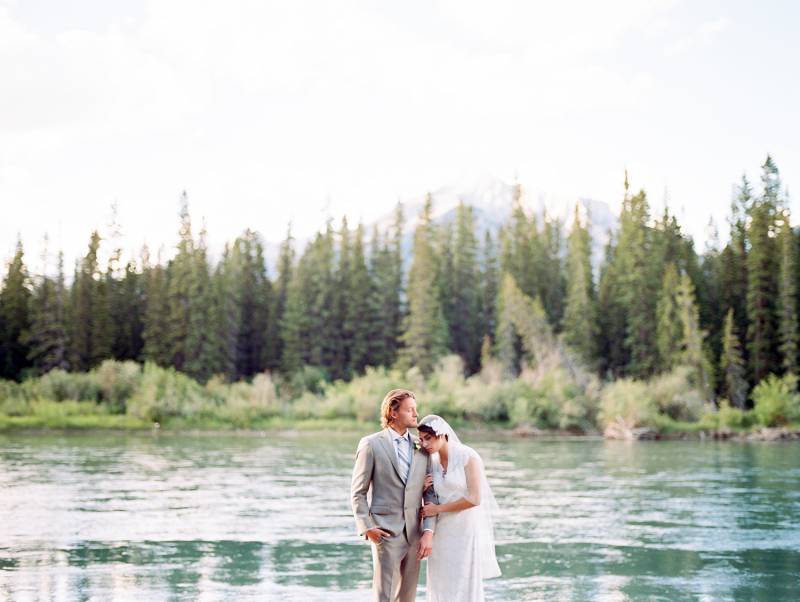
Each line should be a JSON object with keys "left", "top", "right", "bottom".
{"left": 464, "top": 451, "right": 482, "bottom": 506}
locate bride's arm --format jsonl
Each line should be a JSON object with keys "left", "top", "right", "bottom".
{"left": 421, "top": 457, "right": 481, "bottom": 516}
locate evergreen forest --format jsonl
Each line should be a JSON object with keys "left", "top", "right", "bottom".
{"left": 1, "top": 156, "right": 799, "bottom": 433}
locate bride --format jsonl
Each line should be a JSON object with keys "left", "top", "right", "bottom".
{"left": 417, "top": 415, "right": 501, "bottom": 601}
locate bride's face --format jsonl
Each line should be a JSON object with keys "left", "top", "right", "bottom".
{"left": 418, "top": 431, "right": 445, "bottom": 454}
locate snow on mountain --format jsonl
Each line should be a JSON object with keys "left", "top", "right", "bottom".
{"left": 374, "top": 173, "right": 618, "bottom": 271}
{"left": 264, "top": 174, "right": 619, "bottom": 273}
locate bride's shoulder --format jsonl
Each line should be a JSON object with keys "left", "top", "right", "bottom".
{"left": 462, "top": 445, "right": 488, "bottom": 469}
{"left": 454, "top": 443, "right": 482, "bottom": 463}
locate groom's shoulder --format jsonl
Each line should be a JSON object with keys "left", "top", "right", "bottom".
{"left": 357, "top": 429, "right": 385, "bottom": 449}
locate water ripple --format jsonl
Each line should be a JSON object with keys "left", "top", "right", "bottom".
{"left": 0, "top": 433, "right": 798, "bottom": 600}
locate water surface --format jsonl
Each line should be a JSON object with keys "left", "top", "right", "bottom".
{"left": 1, "top": 431, "right": 798, "bottom": 600}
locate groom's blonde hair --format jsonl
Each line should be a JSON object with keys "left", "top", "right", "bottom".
{"left": 381, "top": 389, "right": 415, "bottom": 428}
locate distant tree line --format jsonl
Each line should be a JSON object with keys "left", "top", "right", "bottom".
{"left": 0, "top": 156, "right": 796, "bottom": 408}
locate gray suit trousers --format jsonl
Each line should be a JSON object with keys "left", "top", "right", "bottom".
{"left": 370, "top": 529, "right": 420, "bottom": 602}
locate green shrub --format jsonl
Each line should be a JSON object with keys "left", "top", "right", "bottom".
{"left": 95, "top": 360, "right": 142, "bottom": 412}
{"left": 29, "top": 400, "right": 109, "bottom": 418}
{"left": 127, "top": 363, "right": 207, "bottom": 422}
{"left": 348, "top": 367, "right": 406, "bottom": 424}
{"left": 454, "top": 378, "right": 512, "bottom": 422}
{"left": 0, "top": 379, "right": 27, "bottom": 402}
{"left": 0, "top": 396, "right": 29, "bottom": 416}
{"left": 752, "top": 374, "right": 800, "bottom": 427}
{"left": 537, "top": 368, "right": 595, "bottom": 431}
{"left": 650, "top": 366, "right": 706, "bottom": 422}
{"left": 509, "top": 385, "right": 560, "bottom": 429}
{"left": 598, "top": 378, "right": 658, "bottom": 430}
{"left": 288, "top": 366, "right": 329, "bottom": 397}
{"left": 36, "top": 369, "right": 101, "bottom": 402}
{"left": 289, "top": 390, "right": 325, "bottom": 420}
{"left": 717, "top": 400, "right": 756, "bottom": 429}
{"left": 206, "top": 372, "right": 282, "bottom": 425}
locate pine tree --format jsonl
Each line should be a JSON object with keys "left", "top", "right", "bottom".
{"left": 331, "top": 217, "right": 352, "bottom": 379}
{"left": 368, "top": 226, "right": 392, "bottom": 367}
{"left": 0, "top": 239, "right": 32, "bottom": 380}
{"left": 280, "top": 230, "right": 336, "bottom": 375}
{"left": 117, "top": 260, "right": 144, "bottom": 361}
{"left": 777, "top": 211, "right": 798, "bottom": 375}
{"left": 675, "top": 272, "right": 714, "bottom": 399}
{"left": 141, "top": 246, "right": 172, "bottom": 366}
{"left": 563, "top": 203, "right": 596, "bottom": 365}
{"left": 399, "top": 194, "right": 448, "bottom": 375}
{"left": 184, "top": 225, "right": 218, "bottom": 381}
{"left": 345, "top": 223, "right": 377, "bottom": 375}
{"left": 500, "top": 183, "right": 537, "bottom": 299}
{"left": 368, "top": 204, "right": 405, "bottom": 369}
{"left": 279, "top": 254, "right": 308, "bottom": 374}
{"left": 213, "top": 243, "right": 242, "bottom": 380}
{"left": 479, "top": 230, "right": 499, "bottom": 347}
{"left": 308, "top": 223, "right": 338, "bottom": 371}
{"left": 495, "top": 273, "right": 554, "bottom": 374}
{"left": 438, "top": 220, "right": 456, "bottom": 349}
{"left": 69, "top": 231, "right": 110, "bottom": 370}
{"left": 597, "top": 176, "right": 659, "bottom": 379}
{"left": 620, "top": 189, "right": 658, "bottom": 378}
{"left": 497, "top": 184, "right": 541, "bottom": 374}
{"left": 494, "top": 274, "right": 519, "bottom": 377}
{"left": 746, "top": 158, "right": 781, "bottom": 382}
{"left": 539, "top": 215, "right": 566, "bottom": 326}
{"left": 234, "top": 229, "right": 271, "bottom": 378}
{"left": 596, "top": 230, "right": 627, "bottom": 377}
{"left": 267, "top": 225, "right": 294, "bottom": 371}
{"left": 652, "top": 205, "right": 700, "bottom": 278}
{"left": 25, "top": 240, "right": 69, "bottom": 373}
{"left": 655, "top": 263, "right": 682, "bottom": 370}
{"left": 724, "top": 176, "right": 752, "bottom": 342}
{"left": 165, "top": 191, "right": 194, "bottom": 371}
{"left": 90, "top": 269, "right": 113, "bottom": 365}
{"left": 699, "top": 220, "right": 724, "bottom": 370}
{"left": 720, "top": 308, "right": 748, "bottom": 409}
{"left": 449, "top": 202, "right": 482, "bottom": 373}
{"left": 105, "top": 202, "right": 127, "bottom": 360}
{"left": 388, "top": 203, "right": 406, "bottom": 365}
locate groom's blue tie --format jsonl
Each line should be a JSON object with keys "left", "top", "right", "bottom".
{"left": 395, "top": 436, "right": 411, "bottom": 482}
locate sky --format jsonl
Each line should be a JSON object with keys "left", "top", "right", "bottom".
{"left": 1, "top": 0, "right": 799, "bottom": 276}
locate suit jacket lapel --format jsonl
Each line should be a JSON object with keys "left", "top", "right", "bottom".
{"left": 403, "top": 434, "right": 420, "bottom": 482}
{"left": 408, "top": 435, "right": 422, "bottom": 480}
{"left": 380, "top": 428, "right": 404, "bottom": 482}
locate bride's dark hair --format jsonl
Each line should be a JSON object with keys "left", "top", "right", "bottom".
{"left": 418, "top": 424, "right": 448, "bottom": 441}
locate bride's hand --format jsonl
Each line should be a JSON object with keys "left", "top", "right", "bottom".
{"left": 423, "top": 475, "right": 433, "bottom": 492}
{"left": 421, "top": 502, "right": 440, "bottom": 518}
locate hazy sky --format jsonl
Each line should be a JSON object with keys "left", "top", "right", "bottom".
{"left": 2, "top": 0, "right": 799, "bottom": 276}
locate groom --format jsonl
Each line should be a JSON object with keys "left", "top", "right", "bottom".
{"left": 351, "top": 389, "right": 436, "bottom": 602}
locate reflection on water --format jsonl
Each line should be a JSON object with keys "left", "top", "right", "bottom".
{"left": 0, "top": 432, "right": 798, "bottom": 600}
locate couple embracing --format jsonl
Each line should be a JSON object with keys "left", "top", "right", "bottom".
{"left": 350, "top": 389, "right": 501, "bottom": 602}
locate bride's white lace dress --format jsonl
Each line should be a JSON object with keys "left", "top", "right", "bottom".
{"left": 426, "top": 444, "right": 501, "bottom": 602}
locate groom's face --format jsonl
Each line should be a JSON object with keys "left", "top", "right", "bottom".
{"left": 392, "top": 396, "right": 418, "bottom": 429}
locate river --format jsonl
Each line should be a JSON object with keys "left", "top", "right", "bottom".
{"left": 0, "top": 431, "right": 798, "bottom": 601}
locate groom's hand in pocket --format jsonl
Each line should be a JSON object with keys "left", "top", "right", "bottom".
{"left": 416, "top": 530, "right": 433, "bottom": 560}
{"left": 365, "top": 528, "right": 391, "bottom": 544}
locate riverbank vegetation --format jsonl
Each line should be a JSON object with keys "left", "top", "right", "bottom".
{"left": 0, "top": 356, "right": 797, "bottom": 434}
{"left": 2, "top": 156, "right": 800, "bottom": 436}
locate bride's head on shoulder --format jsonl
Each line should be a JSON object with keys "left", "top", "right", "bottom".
{"left": 417, "top": 414, "right": 450, "bottom": 455}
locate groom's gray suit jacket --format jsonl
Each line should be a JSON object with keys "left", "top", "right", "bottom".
{"left": 351, "top": 428, "right": 436, "bottom": 540}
